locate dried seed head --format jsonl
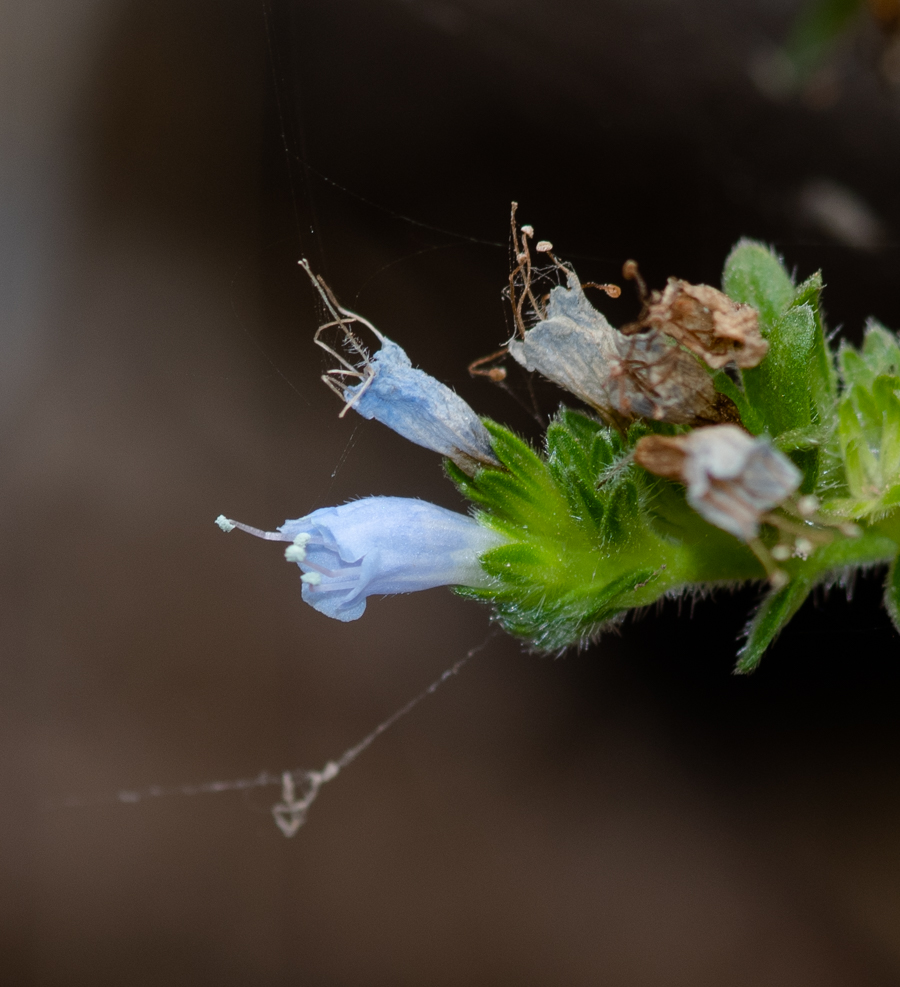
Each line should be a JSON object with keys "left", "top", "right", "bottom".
{"left": 641, "top": 279, "right": 768, "bottom": 370}
{"left": 634, "top": 425, "right": 801, "bottom": 540}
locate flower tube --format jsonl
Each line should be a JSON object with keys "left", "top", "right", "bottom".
{"left": 216, "top": 497, "right": 504, "bottom": 621}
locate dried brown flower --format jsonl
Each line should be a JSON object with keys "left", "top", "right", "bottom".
{"left": 475, "top": 211, "right": 741, "bottom": 428}
{"left": 625, "top": 268, "right": 767, "bottom": 370}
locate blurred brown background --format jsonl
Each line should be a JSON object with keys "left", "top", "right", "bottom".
{"left": 4, "top": 1, "right": 900, "bottom": 983}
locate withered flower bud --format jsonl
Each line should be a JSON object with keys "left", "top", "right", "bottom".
{"left": 507, "top": 271, "right": 737, "bottom": 429}
{"left": 634, "top": 425, "right": 801, "bottom": 540}
{"left": 639, "top": 279, "right": 767, "bottom": 370}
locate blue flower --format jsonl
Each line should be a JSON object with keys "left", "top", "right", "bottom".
{"left": 341, "top": 339, "right": 500, "bottom": 474}
{"left": 300, "top": 259, "right": 498, "bottom": 474}
{"left": 216, "top": 497, "right": 504, "bottom": 621}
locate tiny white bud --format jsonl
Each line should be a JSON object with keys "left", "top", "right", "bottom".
{"left": 770, "top": 570, "right": 789, "bottom": 590}
{"left": 300, "top": 571, "right": 322, "bottom": 585}
{"left": 796, "top": 495, "right": 819, "bottom": 517}
{"left": 794, "top": 537, "right": 814, "bottom": 558}
{"left": 215, "top": 515, "right": 236, "bottom": 533}
{"left": 771, "top": 544, "right": 791, "bottom": 561}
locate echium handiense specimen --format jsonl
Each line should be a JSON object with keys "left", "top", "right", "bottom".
{"left": 219, "top": 212, "right": 900, "bottom": 672}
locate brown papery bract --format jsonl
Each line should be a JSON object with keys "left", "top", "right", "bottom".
{"left": 638, "top": 278, "right": 768, "bottom": 370}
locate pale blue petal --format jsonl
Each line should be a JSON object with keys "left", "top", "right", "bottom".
{"left": 343, "top": 339, "right": 498, "bottom": 473}
{"left": 278, "top": 497, "right": 504, "bottom": 621}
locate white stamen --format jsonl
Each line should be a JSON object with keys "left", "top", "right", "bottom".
{"left": 215, "top": 515, "right": 236, "bottom": 533}
{"left": 301, "top": 571, "right": 322, "bottom": 585}
{"left": 535, "top": 240, "right": 553, "bottom": 252}
{"left": 285, "top": 532, "right": 312, "bottom": 563}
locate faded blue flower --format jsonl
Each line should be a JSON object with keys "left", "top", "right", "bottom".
{"left": 338, "top": 338, "right": 500, "bottom": 475}
{"left": 679, "top": 426, "right": 801, "bottom": 540}
{"left": 300, "top": 259, "right": 499, "bottom": 475}
{"left": 216, "top": 497, "right": 504, "bottom": 621}
{"left": 507, "top": 270, "right": 734, "bottom": 427}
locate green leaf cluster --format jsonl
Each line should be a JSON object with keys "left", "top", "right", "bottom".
{"left": 829, "top": 323, "right": 900, "bottom": 518}
{"left": 448, "top": 415, "right": 660, "bottom": 650}
{"left": 722, "top": 241, "right": 900, "bottom": 667}
{"left": 719, "top": 240, "right": 837, "bottom": 492}
{"left": 450, "top": 414, "right": 759, "bottom": 652}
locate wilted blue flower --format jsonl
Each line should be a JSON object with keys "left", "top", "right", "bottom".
{"left": 507, "top": 269, "right": 734, "bottom": 427}
{"left": 301, "top": 258, "right": 498, "bottom": 475}
{"left": 216, "top": 497, "right": 504, "bottom": 621}
{"left": 341, "top": 338, "right": 500, "bottom": 474}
